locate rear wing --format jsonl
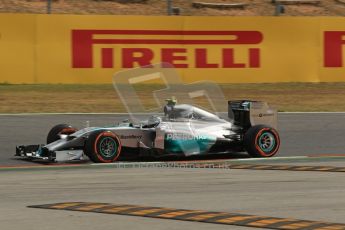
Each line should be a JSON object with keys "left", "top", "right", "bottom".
{"left": 228, "top": 100, "right": 277, "bottom": 130}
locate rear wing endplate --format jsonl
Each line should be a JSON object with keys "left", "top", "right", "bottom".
{"left": 229, "top": 100, "right": 277, "bottom": 129}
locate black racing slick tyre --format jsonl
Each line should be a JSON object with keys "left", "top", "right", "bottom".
{"left": 84, "top": 130, "right": 122, "bottom": 163}
{"left": 244, "top": 125, "right": 280, "bottom": 158}
{"left": 46, "top": 124, "right": 78, "bottom": 144}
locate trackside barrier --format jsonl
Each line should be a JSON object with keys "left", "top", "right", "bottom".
{"left": 1, "top": 14, "right": 345, "bottom": 83}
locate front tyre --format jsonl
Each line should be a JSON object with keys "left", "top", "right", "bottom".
{"left": 84, "top": 130, "right": 122, "bottom": 163}
{"left": 244, "top": 125, "right": 280, "bottom": 158}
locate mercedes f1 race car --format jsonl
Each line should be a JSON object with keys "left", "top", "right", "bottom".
{"left": 15, "top": 100, "right": 280, "bottom": 163}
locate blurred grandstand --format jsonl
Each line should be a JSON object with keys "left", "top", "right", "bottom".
{"left": 0, "top": 0, "right": 344, "bottom": 16}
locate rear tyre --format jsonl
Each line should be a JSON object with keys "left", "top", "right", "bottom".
{"left": 244, "top": 125, "right": 280, "bottom": 158}
{"left": 47, "top": 124, "right": 78, "bottom": 144}
{"left": 84, "top": 130, "right": 122, "bottom": 163}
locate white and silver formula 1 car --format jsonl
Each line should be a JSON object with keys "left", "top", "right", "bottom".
{"left": 15, "top": 100, "right": 280, "bottom": 163}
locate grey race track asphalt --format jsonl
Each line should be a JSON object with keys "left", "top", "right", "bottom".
{"left": 0, "top": 113, "right": 344, "bottom": 165}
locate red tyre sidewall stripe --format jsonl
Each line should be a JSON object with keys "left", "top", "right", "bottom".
{"left": 94, "top": 132, "right": 122, "bottom": 163}
{"left": 254, "top": 128, "right": 280, "bottom": 157}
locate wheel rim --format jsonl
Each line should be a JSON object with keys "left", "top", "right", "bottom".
{"left": 99, "top": 137, "right": 117, "bottom": 158}
{"left": 258, "top": 132, "right": 276, "bottom": 153}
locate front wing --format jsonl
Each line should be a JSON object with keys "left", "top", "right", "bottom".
{"left": 16, "top": 145, "right": 85, "bottom": 162}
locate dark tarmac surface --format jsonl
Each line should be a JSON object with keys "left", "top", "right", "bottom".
{"left": 1, "top": 113, "right": 345, "bottom": 165}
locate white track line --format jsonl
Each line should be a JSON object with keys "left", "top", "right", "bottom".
{"left": 88, "top": 156, "right": 311, "bottom": 166}
{"left": 280, "top": 112, "right": 345, "bottom": 114}
{"left": 1, "top": 112, "right": 345, "bottom": 116}
{"left": 0, "top": 112, "right": 157, "bottom": 116}
{"left": 89, "top": 155, "right": 345, "bottom": 166}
